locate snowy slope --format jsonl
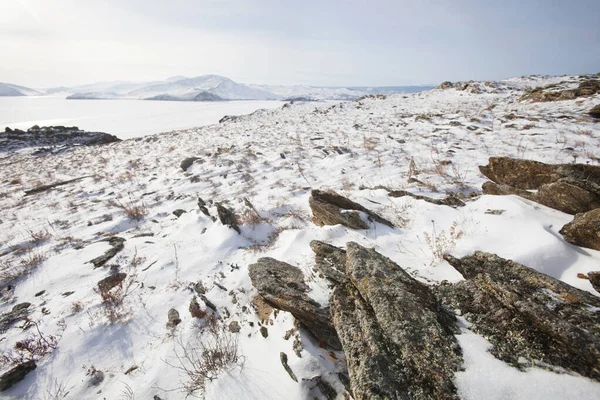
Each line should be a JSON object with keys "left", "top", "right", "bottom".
{"left": 1, "top": 74, "right": 599, "bottom": 399}
{"left": 0, "top": 83, "right": 41, "bottom": 97}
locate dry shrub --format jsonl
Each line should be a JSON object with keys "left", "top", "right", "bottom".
{"left": 424, "top": 220, "right": 464, "bottom": 266}
{"left": 1, "top": 317, "right": 65, "bottom": 368}
{"left": 0, "top": 250, "right": 47, "bottom": 284}
{"left": 109, "top": 198, "right": 148, "bottom": 221}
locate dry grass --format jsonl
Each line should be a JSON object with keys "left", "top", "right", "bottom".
{"left": 423, "top": 220, "right": 464, "bottom": 266}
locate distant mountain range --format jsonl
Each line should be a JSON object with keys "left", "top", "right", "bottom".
{"left": 0, "top": 75, "right": 434, "bottom": 101}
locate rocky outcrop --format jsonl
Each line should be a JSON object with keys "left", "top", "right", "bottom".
{"left": 310, "top": 241, "right": 346, "bottom": 283}
{"left": 0, "top": 360, "right": 36, "bottom": 391}
{"left": 520, "top": 79, "right": 600, "bottom": 102}
{"left": 309, "top": 189, "right": 394, "bottom": 229}
{"left": 480, "top": 157, "right": 600, "bottom": 214}
{"left": 589, "top": 104, "right": 600, "bottom": 118}
{"left": 559, "top": 208, "right": 600, "bottom": 250}
{"left": 0, "top": 125, "right": 120, "bottom": 153}
{"left": 248, "top": 257, "right": 341, "bottom": 350}
{"left": 437, "top": 252, "right": 600, "bottom": 381}
{"left": 331, "top": 243, "right": 462, "bottom": 400}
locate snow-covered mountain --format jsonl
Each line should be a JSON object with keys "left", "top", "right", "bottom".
{"left": 0, "top": 82, "right": 41, "bottom": 97}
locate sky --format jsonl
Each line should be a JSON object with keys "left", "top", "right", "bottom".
{"left": 1, "top": 0, "right": 599, "bottom": 88}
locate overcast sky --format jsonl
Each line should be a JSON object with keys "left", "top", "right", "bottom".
{"left": 1, "top": 0, "right": 599, "bottom": 87}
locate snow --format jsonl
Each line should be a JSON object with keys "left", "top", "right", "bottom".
{"left": 1, "top": 74, "right": 599, "bottom": 399}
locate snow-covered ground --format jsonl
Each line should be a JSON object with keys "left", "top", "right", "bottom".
{"left": 0, "top": 97, "right": 285, "bottom": 139}
{"left": 1, "top": 75, "right": 599, "bottom": 399}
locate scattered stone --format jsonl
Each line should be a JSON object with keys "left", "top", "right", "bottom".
{"left": 589, "top": 104, "right": 600, "bottom": 118}
{"left": 249, "top": 258, "right": 341, "bottom": 349}
{"left": 260, "top": 326, "right": 269, "bottom": 338}
{"left": 0, "top": 361, "right": 36, "bottom": 391}
{"left": 279, "top": 352, "right": 297, "bottom": 382}
{"left": 34, "top": 290, "right": 45, "bottom": 297}
{"left": 331, "top": 242, "right": 462, "bottom": 400}
{"left": 97, "top": 272, "right": 127, "bottom": 293}
{"left": 172, "top": 209, "right": 187, "bottom": 218}
{"left": 167, "top": 309, "right": 181, "bottom": 327}
{"left": 309, "top": 189, "right": 394, "bottom": 229}
{"left": 229, "top": 321, "right": 241, "bottom": 333}
{"left": 216, "top": 203, "right": 240, "bottom": 233}
{"left": 559, "top": 208, "right": 600, "bottom": 250}
{"left": 0, "top": 302, "right": 32, "bottom": 334}
{"left": 200, "top": 295, "right": 217, "bottom": 312}
{"left": 180, "top": 157, "right": 202, "bottom": 171}
{"left": 437, "top": 252, "right": 600, "bottom": 381}
{"left": 88, "top": 237, "right": 126, "bottom": 268}
{"left": 61, "top": 291, "right": 75, "bottom": 297}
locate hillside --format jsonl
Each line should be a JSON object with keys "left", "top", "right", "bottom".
{"left": 0, "top": 83, "right": 41, "bottom": 97}
{"left": 1, "top": 74, "right": 599, "bottom": 399}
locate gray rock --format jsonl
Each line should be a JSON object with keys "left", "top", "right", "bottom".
{"left": 180, "top": 157, "right": 202, "bottom": 171}
{"left": 437, "top": 252, "right": 600, "bottom": 381}
{"left": 310, "top": 240, "right": 346, "bottom": 283}
{"left": 559, "top": 208, "right": 600, "bottom": 250}
{"left": 387, "top": 189, "right": 465, "bottom": 208}
{"left": 167, "top": 308, "right": 181, "bottom": 327}
{"left": 97, "top": 272, "right": 127, "bottom": 293}
{"left": 216, "top": 203, "right": 240, "bottom": 233}
{"left": 88, "top": 237, "right": 126, "bottom": 268}
{"left": 260, "top": 326, "right": 269, "bottom": 338}
{"left": 309, "top": 189, "right": 394, "bottom": 229}
{"left": 0, "top": 302, "right": 32, "bottom": 334}
{"left": 0, "top": 361, "right": 36, "bottom": 391}
{"left": 228, "top": 320, "right": 241, "bottom": 333}
{"left": 332, "top": 242, "right": 462, "bottom": 400}
{"left": 248, "top": 257, "right": 341, "bottom": 350}
{"left": 172, "top": 209, "right": 187, "bottom": 218}
{"left": 280, "top": 352, "right": 297, "bottom": 382}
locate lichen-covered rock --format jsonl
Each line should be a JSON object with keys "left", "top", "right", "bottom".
{"left": 248, "top": 257, "right": 341, "bottom": 350}
{"left": 309, "top": 189, "right": 393, "bottom": 229}
{"left": 310, "top": 240, "right": 346, "bottom": 283}
{"left": 0, "top": 360, "right": 36, "bottom": 391}
{"left": 437, "top": 252, "right": 600, "bottom": 381}
{"left": 560, "top": 208, "right": 600, "bottom": 250}
{"left": 332, "top": 242, "right": 462, "bottom": 400}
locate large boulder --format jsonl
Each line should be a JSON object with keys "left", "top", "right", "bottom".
{"left": 248, "top": 257, "right": 341, "bottom": 350}
{"left": 309, "top": 189, "right": 394, "bottom": 229}
{"left": 437, "top": 252, "right": 600, "bottom": 381}
{"left": 559, "top": 208, "right": 600, "bottom": 250}
{"left": 480, "top": 157, "right": 600, "bottom": 214}
{"left": 331, "top": 243, "right": 462, "bottom": 400}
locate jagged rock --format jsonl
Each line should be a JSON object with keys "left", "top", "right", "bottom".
{"left": 0, "top": 361, "right": 36, "bottom": 391}
{"left": 88, "top": 237, "right": 126, "bottom": 268}
{"left": 172, "top": 209, "right": 187, "bottom": 218}
{"left": 589, "top": 104, "right": 600, "bottom": 118}
{"left": 197, "top": 198, "right": 210, "bottom": 216}
{"left": 167, "top": 309, "right": 181, "bottom": 327}
{"left": 480, "top": 157, "right": 600, "bottom": 214}
{"left": 387, "top": 189, "right": 465, "bottom": 208}
{"left": 559, "top": 208, "right": 600, "bottom": 250}
{"left": 280, "top": 352, "right": 297, "bottom": 382}
{"left": 589, "top": 272, "right": 600, "bottom": 293}
{"left": 437, "top": 252, "right": 600, "bottom": 381}
{"left": 180, "top": 157, "right": 202, "bottom": 171}
{"left": 248, "top": 257, "right": 341, "bottom": 350}
{"left": 216, "top": 203, "right": 240, "bottom": 233}
{"left": 0, "top": 302, "right": 32, "bottom": 334}
{"left": 309, "top": 240, "right": 346, "bottom": 283}
{"left": 331, "top": 242, "right": 461, "bottom": 400}
{"left": 97, "top": 272, "right": 127, "bottom": 292}
{"left": 309, "top": 189, "right": 394, "bottom": 229}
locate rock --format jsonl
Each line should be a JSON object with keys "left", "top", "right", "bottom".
{"left": 260, "top": 326, "right": 269, "bottom": 338}
{"left": 88, "top": 369, "right": 105, "bottom": 386}
{"left": 309, "top": 240, "right": 346, "bottom": 283}
{"left": 280, "top": 352, "right": 297, "bottom": 382}
{"left": 439, "top": 81, "right": 454, "bottom": 89}
{"left": 252, "top": 295, "right": 274, "bottom": 322}
{"left": 559, "top": 208, "right": 600, "bottom": 250}
{"left": 189, "top": 297, "right": 206, "bottom": 318}
{"left": 315, "top": 376, "right": 337, "bottom": 400}
{"left": 229, "top": 321, "right": 241, "bottom": 333}
{"left": 331, "top": 242, "right": 461, "bottom": 400}
{"left": 97, "top": 272, "right": 127, "bottom": 293}
{"left": 172, "top": 209, "right": 187, "bottom": 218}
{"left": 249, "top": 258, "right": 341, "bottom": 349}
{"left": 198, "top": 198, "right": 210, "bottom": 216}
{"left": 309, "top": 189, "right": 394, "bottom": 229}
{"left": 437, "top": 252, "right": 600, "bottom": 381}
{"left": 216, "top": 203, "right": 240, "bottom": 233}
{"left": 589, "top": 104, "right": 600, "bottom": 118}
{"left": 387, "top": 189, "right": 465, "bottom": 208}
{"left": 589, "top": 272, "right": 600, "bottom": 293}
{"left": 480, "top": 157, "right": 600, "bottom": 214}
{"left": 167, "top": 309, "right": 181, "bottom": 327}
{"left": 0, "top": 302, "right": 32, "bottom": 334}
{"left": 88, "top": 237, "right": 126, "bottom": 268}
{"left": 0, "top": 361, "right": 36, "bottom": 391}
{"left": 24, "top": 176, "right": 93, "bottom": 196}
{"left": 180, "top": 157, "right": 202, "bottom": 171}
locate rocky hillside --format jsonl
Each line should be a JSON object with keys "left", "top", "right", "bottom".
{"left": 0, "top": 73, "right": 599, "bottom": 399}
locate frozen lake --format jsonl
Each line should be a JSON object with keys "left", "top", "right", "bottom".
{"left": 0, "top": 96, "right": 285, "bottom": 139}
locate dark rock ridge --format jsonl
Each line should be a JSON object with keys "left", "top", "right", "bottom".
{"left": 0, "top": 361, "right": 36, "bottom": 391}
{"left": 248, "top": 257, "right": 342, "bottom": 350}
{"left": 480, "top": 157, "right": 600, "bottom": 214}
{"left": 309, "top": 189, "right": 394, "bottom": 229}
{"left": 330, "top": 242, "right": 462, "bottom": 400}
{"left": 436, "top": 252, "right": 600, "bottom": 381}
{"left": 1, "top": 125, "right": 121, "bottom": 153}
{"left": 559, "top": 208, "right": 600, "bottom": 250}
